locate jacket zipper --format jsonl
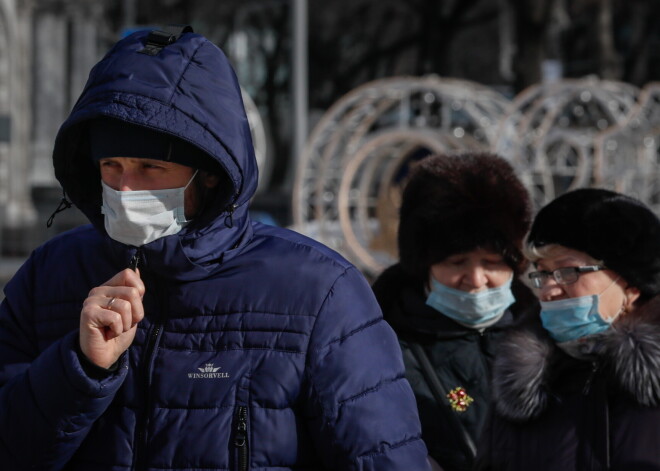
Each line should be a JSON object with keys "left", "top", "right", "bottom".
{"left": 133, "top": 322, "right": 162, "bottom": 470}
{"left": 478, "top": 329, "right": 490, "bottom": 378}
{"left": 581, "top": 361, "right": 611, "bottom": 468}
{"left": 235, "top": 406, "right": 249, "bottom": 471}
{"left": 131, "top": 251, "right": 165, "bottom": 471}
{"left": 582, "top": 362, "right": 599, "bottom": 395}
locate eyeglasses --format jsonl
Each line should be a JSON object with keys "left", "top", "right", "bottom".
{"left": 527, "top": 265, "right": 605, "bottom": 289}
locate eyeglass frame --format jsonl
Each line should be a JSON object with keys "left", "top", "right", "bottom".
{"left": 527, "top": 265, "right": 606, "bottom": 289}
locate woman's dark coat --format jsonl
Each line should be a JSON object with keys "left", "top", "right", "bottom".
{"left": 372, "top": 263, "right": 537, "bottom": 471}
{"left": 474, "top": 297, "right": 660, "bottom": 470}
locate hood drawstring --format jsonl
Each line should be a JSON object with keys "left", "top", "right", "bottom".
{"left": 224, "top": 203, "right": 238, "bottom": 228}
{"left": 46, "top": 194, "right": 73, "bottom": 228}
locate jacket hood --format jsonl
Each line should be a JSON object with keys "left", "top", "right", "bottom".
{"left": 493, "top": 296, "right": 660, "bottom": 421}
{"left": 51, "top": 27, "right": 258, "bottom": 280}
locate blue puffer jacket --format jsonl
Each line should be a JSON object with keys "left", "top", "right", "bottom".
{"left": 0, "top": 28, "right": 429, "bottom": 471}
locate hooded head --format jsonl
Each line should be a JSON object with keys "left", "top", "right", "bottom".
{"left": 87, "top": 117, "right": 234, "bottom": 221}
{"left": 398, "top": 152, "right": 532, "bottom": 282}
{"left": 50, "top": 26, "right": 258, "bottom": 278}
{"left": 526, "top": 188, "right": 660, "bottom": 299}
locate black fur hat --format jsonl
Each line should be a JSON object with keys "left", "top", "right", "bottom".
{"left": 398, "top": 152, "right": 532, "bottom": 282}
{"left": 526, "top": 188, "right": 660, "bottom": 298}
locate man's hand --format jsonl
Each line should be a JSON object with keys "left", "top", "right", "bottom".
{"left": 80, "top": 269, "right": 145, "bottom": 369}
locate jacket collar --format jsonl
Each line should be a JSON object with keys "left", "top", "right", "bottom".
{"left": 493, "top": 296, "right": 660, "bottom": 421}
{"left": 106, "top": 204, "right": 253, "bottom": 281}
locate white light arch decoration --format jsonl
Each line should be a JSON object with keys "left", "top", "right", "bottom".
{"left": 495, "top": 77, "right": 640, "bottom": 210}
{"left": 0, "top": 0, "right": 37, "bottom": 230}
{"left": 293, "top": 75, "right": 510, "bottom": 276}
{"left": 593, "top": 82, "right": 660, "bottom": 213}
{"left": 0, "top": 0, "right": 14, "bottom": 213}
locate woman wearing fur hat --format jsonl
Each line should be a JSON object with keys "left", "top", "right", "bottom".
{"left": 474, "top": 188, "right": 660, "bottom": 470}
{"left": 371, "top": 152, "right": 538, "bottom": 471}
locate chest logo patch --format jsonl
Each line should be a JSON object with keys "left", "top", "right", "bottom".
{"left": 188, "top": 363, "right": 230, "bottom": 379}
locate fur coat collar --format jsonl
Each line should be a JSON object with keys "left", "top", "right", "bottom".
{"left": 493, "top": 296, "right": 660, "bottom": 422}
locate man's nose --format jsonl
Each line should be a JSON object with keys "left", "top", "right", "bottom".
{"left": 118, "top": 171, "right": 139, "bottom": 191}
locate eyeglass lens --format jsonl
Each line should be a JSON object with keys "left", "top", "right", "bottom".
{"left": 529, "top": 267, "right": 579, "bottom": 288}
{"left": 554, "top": 268, "right": 578, "bottom": 285}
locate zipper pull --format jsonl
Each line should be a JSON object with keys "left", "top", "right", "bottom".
{"left": 224, "top": 203, "right": 238, "bottom": 228}
{"left": 129, "top": 250, "right": 141, "bottom": 271}
{"left": 46, "top": 195, "right": 72, "bottom": 228}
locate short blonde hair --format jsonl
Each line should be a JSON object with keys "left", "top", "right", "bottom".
{"left": 523, "top": 240, "right": 602, "bottom": 266}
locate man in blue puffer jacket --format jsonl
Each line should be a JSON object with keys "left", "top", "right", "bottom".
{"left": 0, "top": 26, "right": 430, "bottom": 471}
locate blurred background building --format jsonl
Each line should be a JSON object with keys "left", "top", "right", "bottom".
{"left": 1, "top": 0, "right": 659, "bottom": 290}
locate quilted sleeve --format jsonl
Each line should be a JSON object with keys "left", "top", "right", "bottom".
{"left": 304, "top": 266, "right": 431, "bottom": 470}
{"left": 0, "top": 255, "right": 127, "bottom": 470}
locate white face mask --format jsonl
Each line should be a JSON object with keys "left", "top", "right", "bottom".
{"left": 101, "top": 170, "right": 198, "bottom": 246}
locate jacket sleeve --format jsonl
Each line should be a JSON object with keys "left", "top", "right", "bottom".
{"left": 0, "top": 255, "right": 128, "bottom": 470}
{"left": 304, "top": 266, "right": 431, "bottom": 471}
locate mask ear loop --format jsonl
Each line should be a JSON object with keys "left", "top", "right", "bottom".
{"left": 601, "top": 276, "right": 620, "bottom": 293}
{"left": 598, "top": 276, "right": 623, "bottom": 323}
{"left": 184, "top": 169, "right": 199, "bottom": 190}
{"left": 178, "top": 169, "right": 200, "bottom": 223}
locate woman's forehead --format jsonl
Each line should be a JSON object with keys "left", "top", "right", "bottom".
{"left": 536, "top": 246, "right": 597, "bottom": 267}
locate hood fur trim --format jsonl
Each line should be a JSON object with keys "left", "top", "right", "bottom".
{"left": 492, "top": 329, "right": 553, "bottom": 421}
{"left": 602, "top": 298, "right": 660, "bottom": 407}
{"left": 494, "top": 297, "right": 660, "bottom": 421}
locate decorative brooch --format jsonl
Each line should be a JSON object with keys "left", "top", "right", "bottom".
{"left": 447, "top": 387, "right": 474, "bottom": 412}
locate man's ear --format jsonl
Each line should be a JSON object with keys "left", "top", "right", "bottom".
{"left": 200, "top": 171, "right": 220, "bottom": 188}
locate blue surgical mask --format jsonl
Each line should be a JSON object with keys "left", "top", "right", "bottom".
{"left": 101, "top": 170, "right": 198, "bottom": 247}
{"left": 540, "top": 279, "right": 620, "bottom": 343}
{"left": 426, "top": 277, "right": 515, "bottom": 328}
{"left": 540, "top": 296, "right": 613, "bottom": 343}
